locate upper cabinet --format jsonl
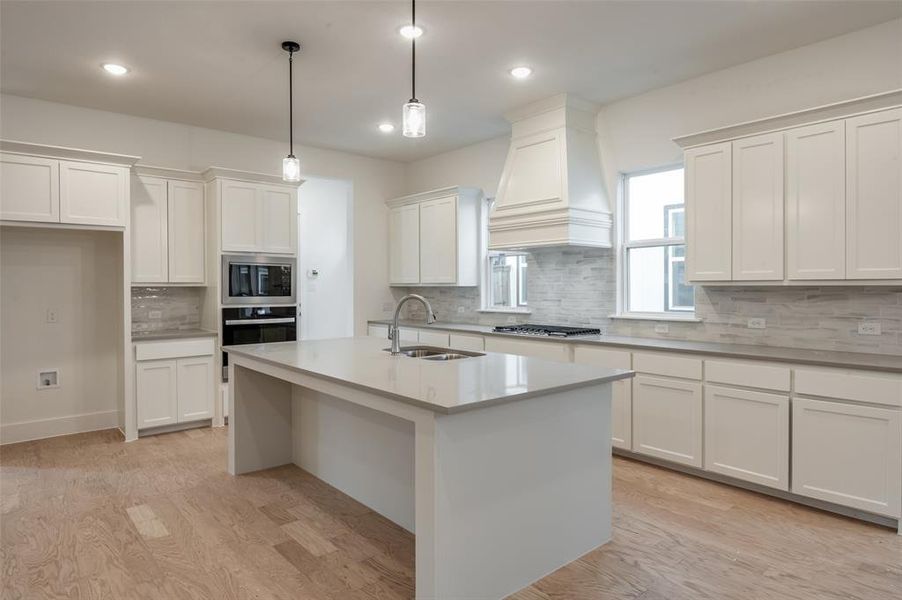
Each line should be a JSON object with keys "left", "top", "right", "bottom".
{"left": 131, "top": 170, "right": 206, "bottom": 284}
{"left": 0, "top": 142, "right": 137, "bottom": 227}
{"left": 675, "top": 92, "right": 902, "bottom": 285}
{"left": 207, "top": 169, "right": 298, "bottom": 255}
{"left": 386, "top": 187, "right": 481, "bottom": 287}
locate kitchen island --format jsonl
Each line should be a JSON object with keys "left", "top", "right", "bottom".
{"left": 224, "top": 337, "right": 633, "bottom": 600}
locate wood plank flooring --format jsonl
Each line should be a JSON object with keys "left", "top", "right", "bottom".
{"left": 1, "top": 427, "right": 900, "bottom": 599}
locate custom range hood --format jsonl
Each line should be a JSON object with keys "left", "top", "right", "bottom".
{"left": 489, "top": 94, "right": 612, "bottom": 250}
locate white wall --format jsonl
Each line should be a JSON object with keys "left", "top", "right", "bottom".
{"left": 0, "top": 93, "right": 407, "bottom": 333}
{"left": 299, "top": 177, "right": 354, "bottom": 340}
{"left": 1, "top": 227, "right": 123, "bottom": 443}
{"left": 405, "top": 135, "right": 509, "bottom": 198}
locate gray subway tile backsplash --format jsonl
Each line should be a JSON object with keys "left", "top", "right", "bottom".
{"left": 132, "top": 287, "right": 203, "bottom": 334}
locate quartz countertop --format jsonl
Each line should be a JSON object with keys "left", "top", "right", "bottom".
{"left": 223, "top": 337, "right": 633, "bottom": 414}
{"left": 368, "top": 320, "right": 902, "bottom": 374}
{"left": 132, "top": 328, "right": 218, "bottom": 342}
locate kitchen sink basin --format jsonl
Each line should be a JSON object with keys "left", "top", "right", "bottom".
{"left": 385, "top": 345, "right": 484, "bottom": 360}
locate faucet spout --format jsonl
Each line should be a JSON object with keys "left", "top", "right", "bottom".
{"left": 390, "top": 294, "right": 436, "bottom": 354}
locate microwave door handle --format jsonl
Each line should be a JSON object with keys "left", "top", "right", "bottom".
{"left": 224, "top": 318, "right": 297, "bottom": 325}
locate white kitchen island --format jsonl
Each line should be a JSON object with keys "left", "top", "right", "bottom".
{"left": 224, "top": 337, "right": 633, "bottom": 600}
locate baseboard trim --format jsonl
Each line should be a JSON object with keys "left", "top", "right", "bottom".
{"left": 0, "top": 410, "right": 120, "bottom": 445}
{"left": 138, "top": 420, "right": 212, "bottom": 438}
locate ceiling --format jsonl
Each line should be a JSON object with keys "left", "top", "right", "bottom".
{"left": 1, "top": 1, "right": 900, "bottom": 162}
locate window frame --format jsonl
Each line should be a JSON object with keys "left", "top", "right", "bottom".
{"left": 479, "top": 197, "right": 532, "bottom": 314}
{"left": 617, "top": 164, "right": 697, "bottom": 320}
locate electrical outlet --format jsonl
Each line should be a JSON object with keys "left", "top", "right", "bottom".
{"left": 858, "top": 322, "right": 881, "bottom": 336}
{"left": 747, "top": 318, "right": 766, "bottom": 330}
{"left": 507, "top": 316, "right": 517, "bottom": 323}
{"left": 654, "top": 323, "right": 669, "bottom": 334}
{"left": 457, "top": 306, "right": 465, "bottom": 313}
{"left": 37, "top": 369, "right": 59, "bottom": 390}
{"left": 45, "top": 308, "right": 58, "bottom": 324}
{"left": 149, "top": 310, "right": 162, "bottom": 319}
{"left": 382, "top": 302, "right": 394, "bottom": 312}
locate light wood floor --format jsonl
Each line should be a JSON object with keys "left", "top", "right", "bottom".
{"left": 1, "top": 427, "right": 900, "bottom": 600}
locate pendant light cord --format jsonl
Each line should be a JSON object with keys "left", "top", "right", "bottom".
{"left": 288, "top": 48, "right": 294, "bottom": 156}
{"left": 410, "top": 0, "right": 417, "bottom": 103}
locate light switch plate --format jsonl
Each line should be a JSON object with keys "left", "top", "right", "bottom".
{"left": 858, "top": 322, "right": 881, "bottom": 336}
{"left": 747, "top": 318, "right": 766, "bottom": 329}
{"left": 149, "top": 310, "right": 162, "bottom": 319}
{"left": 654, "top": 323, "right": 669, "bottom": 334}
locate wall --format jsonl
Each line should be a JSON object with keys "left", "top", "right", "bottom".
{"left": 401, "top": 19, "right": 902, "bottom": 355}
{"left": 131, "top": 287, "right": 203, "bottom": 334}
{"left": 1, "top": 227, "right": 123, "bottom": 443}
{"left": 298, "top": 177, "right": 355, "bottom": 340}
{"left": 0, "top": 93, "right": 407, "bottom": 333}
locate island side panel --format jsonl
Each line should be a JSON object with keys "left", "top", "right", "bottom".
{"left": 228, "top": 360, "right": 294, "bottom": 475}
{"left": 430, "top": 383, "right": 613, "bottom": 599}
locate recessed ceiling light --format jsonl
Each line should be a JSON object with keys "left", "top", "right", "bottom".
{"left": 102, "top": 63, "right": 129, "bottom": 76}
{"left": 378, "top": 123, "right": 395, "bottom": 133}
{"left": 509, "top": 66, "right": 533, "bottom": 79}
{"left": 399, "top": 24, "right": 423, "bottom": 39}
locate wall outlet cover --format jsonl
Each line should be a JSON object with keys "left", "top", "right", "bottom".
{"left": 148, "top": 310, "right": 163, "bottom": 319}
{"left": 654, "top": 323, "right": 669, "bottom": 334}
{"left": 747, "top": 318, "right": 766, "bottom": 329}
{"left": 858, "top": 322, "right": 881, "bottom": 336}
{"left": 45, "top": 308, "right": 58, "bottom": 323}
{"left": 457, "top": 306, "right": 465, "bottom": 313}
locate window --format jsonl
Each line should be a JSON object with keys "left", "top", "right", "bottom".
{"left": 487, "top": 253, "right": 528, "bottom": 310}
{"left": 621, "top": 166, "right": 694, "bottom": 316}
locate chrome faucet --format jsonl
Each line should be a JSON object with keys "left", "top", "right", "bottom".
{"left": 389, "top": 294, "right": 436, "bottom": 354}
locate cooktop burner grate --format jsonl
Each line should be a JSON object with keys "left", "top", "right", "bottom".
{"left": 492, "top": 324, "right": 601, "bottom": 337}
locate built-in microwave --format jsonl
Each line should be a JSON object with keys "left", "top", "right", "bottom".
{"left": 221, "top": 254, "right": 296, "bottom": 305}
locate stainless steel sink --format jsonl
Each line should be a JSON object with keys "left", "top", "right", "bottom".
{"left": 385, "top": 345, "right": 484, "bottom": 360}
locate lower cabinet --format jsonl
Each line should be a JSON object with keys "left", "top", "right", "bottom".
{"left": 704, "top": 385, "right": 789, "bottom": 490}
{"left": 792, "top": 397, "right": 901, "bottom": 518}
{"left": 135, "top": 338, "right": 215, "bottom": 431}
{"left": 573, "top": 346, "right": 632, "bottom": 450}
{"left": 484, "top": 337, "right": 570, "bottom": 362}
{"left": 633, "top": 375, "right": 703, "bottom": 467}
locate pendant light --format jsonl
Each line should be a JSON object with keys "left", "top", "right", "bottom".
{"left": 281, "top": 40, "right": 302, "bottom": 182}
{"left": 402, "top": 0, "right": 425, "bottom": 138}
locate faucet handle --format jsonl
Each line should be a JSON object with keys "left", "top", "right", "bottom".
{"left": 387, "top": 325, "right": 394, "bottom": 340}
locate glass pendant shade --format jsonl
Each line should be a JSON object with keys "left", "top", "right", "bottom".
{"left": 402, "top": 101, "right": 426, "bottom": 138}
{"left": 282, "top": 155, "right": 301, "bottom": 182}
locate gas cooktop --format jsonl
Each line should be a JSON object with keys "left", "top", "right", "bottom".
{"left": 492, "top": 324, "right": 601, "bottom": 338}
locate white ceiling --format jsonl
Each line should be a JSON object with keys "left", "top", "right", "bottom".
{"left": 1, "top": 1, "right": 900, "bottom": 162}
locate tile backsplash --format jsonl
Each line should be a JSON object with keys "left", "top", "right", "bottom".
{"left": 399, "top": 247, "right": 902, "bottom": 356}
{"left": 131, "top": 287, "right": 203, "bottom": 334}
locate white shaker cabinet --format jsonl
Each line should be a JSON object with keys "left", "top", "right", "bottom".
{"left": 731, "top": 133, "right": 784, "bottom": 281}
{"left": 220, "top": 179, "right": 261, "bottom": 252}
{"left": 484, "top": 336, "right": 570, "bottom": 362}
{"left": 216, "top": 175, "right": 298, "bottom": 255}
{"left": 633, "top": 375, "right": 703, "bottom": 467}
{"left": 59, "top": 160, "right": 129, "bottom": 226}
{"left": 131, "top": 176, "right": 169, "bottom": 283}
{"left": 573, "top": 346, "right": 633, "bottom": 450}
{"left": 388, "top": 203, "right": 420, "bottom": 284}
{"left": 167, "top": 180, "right": 206, "bottom": 283}
{"left": 260, "top": 185, "right": 296, "bottom": 254}
{"left": 792, "top": 397, "right": 901, "bottom": 518}
{"left": 136, "top": 359, "right": 179, "bottom": 429}
{"left": 0, "top": 153, "right": 59, "bottom": 222}
{"left": 176, "top": 356, "right": 215, "bottom": 422}
{"left": 704, "top": 385, "right": 789, "bottom": 490}
{"left": 845, "top": 108, "right": 902, "bottom": 279}
{"left": 685, "top": 142, "right": 732, "bottom": 281}
{"left": 419, "top": 195, "right": 458, "bottom": 284}
{"left": 785, "top": 121, "right": 846, "bottom": 280}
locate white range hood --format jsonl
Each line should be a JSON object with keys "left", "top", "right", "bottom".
{"left": 489, "top": 94, "right": 612, "bottom": 250}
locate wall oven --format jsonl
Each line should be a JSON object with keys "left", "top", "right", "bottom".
{"left": 222, "top": 254, "right": 296, "bottom": 305}
{"left": 221, "top": 306, "right": 297, "bottom": 380}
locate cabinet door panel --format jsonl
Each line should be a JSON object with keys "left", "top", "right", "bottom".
{"left": 846, "top": 108, "right": 902, "bottom": 279}
{"left": 0, "top": 153, "right": 59, "bottom": 222}
{"left": 704, "top": 386, "right": 788, "bottom": 490}
{"left": 792, "top": 397, "right": 901, "bottom": 518}
{"left": 686, "top": 142, "right": 732, "bottom": 281}
{"left": 59, "top": 161, "right": 127, "bottom": 226}
{"left": 261, "top": 185, "right": 297, "bottom": 254}
{"left": 786, "top": 121, "right": 845, "bottom": 279}
{"left": 131, "top": 176, "right": 169, "bottom": 282}
{"left": 573, "top": 346, "right": 632, "bottom": 449}
{"left": 419, "top": 195, "right": 458, "bottom": 284}
{"left": 634, "top": 375, "right": 702, "bottom": 467}
{"left": 177, "top": 356, "right": 214, "bottom": 423}
{"left": 388, "top": 204, "right": 420, "bottom": 284}
{"left": 167, "top": 180, "right": 205, "bottom": 283}
{"left": 136, "top": 360, "right": 178, "bottom": 429}
{"left": 221, "top": 180, "right": 260, "bottom": 252}
{"left": 484, "top": 337, "right": 570, "bottom": 362}
{"left": 732, "top": 133, "right": 784, "bottom": 280}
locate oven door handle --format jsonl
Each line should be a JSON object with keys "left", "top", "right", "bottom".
{"left": 224, "top": 318, "right": 297, "bottom": 325}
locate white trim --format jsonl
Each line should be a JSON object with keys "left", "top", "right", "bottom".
{"left": 478, "top": 308, "right": 532, "bottom": 315}
{"left": 0, "top": 410, "right": 120, "bottom": 445}
{"left": 0, "top": 139, "right": 140, "bottom": 166}
{"left": 609, "top": 313, "right": 702, "bottom": 323}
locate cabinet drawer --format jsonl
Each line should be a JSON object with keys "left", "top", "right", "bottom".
{"left": 573, "top": 346, "right": 631, "bottom": 369}
{"left": 705, "top": 359, "right": 790, "bottom": 392}
{"left": 633, "top": 352, "right": 702, "bottom": 380}
{"left": 418, "top": 330, "right": 450, "bottom": 348}
{"left": 449, "top": 333, "right": 484, "bottom": 352}
{"left": 795, "top": 367, "right": 902, "bottom": 407}
{"left": 484, "top": 337, "right": 570, "bottom": 362}
{"left": 135, "top": 337, "right": 215, "bottom": 361}
{"left": 367, "top": 324, "right": 389, "bottom": 338}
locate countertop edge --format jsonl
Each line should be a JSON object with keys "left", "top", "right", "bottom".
{"left": 223, "top": 345, "right": 634, "bottom": 415}
{"left": 367, "top": 320, "right": 902, "bottom": 373}
{"left": 132, "top": 329, "right": 219, "bottom": 342}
